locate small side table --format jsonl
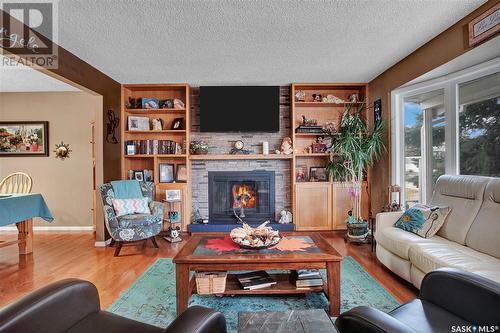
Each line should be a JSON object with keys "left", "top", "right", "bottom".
{"left": 162, "top": 199, "right": 182, "bottom": 243}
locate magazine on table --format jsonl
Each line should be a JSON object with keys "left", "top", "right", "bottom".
{"left": 234, "top": 271, "right": 276, "bottom": 290}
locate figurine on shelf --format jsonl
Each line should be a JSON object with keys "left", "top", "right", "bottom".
{"left": 276, "top": 137, "right": 293, "bottom": 155}
{"left": 312, "top": 94, "right": 322, "bottom": 102}
{"left": 173, "top": 98, "right": 185, "bottom": 109}
{"left": 301, "top": 115, "right": 318, "bottom": 127}
{"left": 151, "top": 118, "right": 163, "bottom": 130}
{"left": 278, "top": 210, "right": 292, "bottom": 224}
{"left": 326, "top": 95, "right": 344, "bottom": 104}
{"left": 348, "top": 93, "right": 359, "bottom": 103}
{"left": 295, "top": 90, "right": 305, "bottom": 102}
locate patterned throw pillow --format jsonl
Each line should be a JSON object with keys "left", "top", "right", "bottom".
{"left": 394, "top": 204, "right": 451, "bottom": 238}
{"left": 112, "top": 198, "right": 151, "bottom": 217}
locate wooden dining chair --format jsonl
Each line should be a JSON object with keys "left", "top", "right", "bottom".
{"left": 0, "top": 172, "right": 33, "bottom": 194}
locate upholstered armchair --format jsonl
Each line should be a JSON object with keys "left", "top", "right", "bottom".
{"left": 99, "top": 181, "right": 164, "bottom": 256}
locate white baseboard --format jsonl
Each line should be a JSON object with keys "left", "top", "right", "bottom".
{"left": 94, "top": 238, "right": 112, "bottom": 248}
{"left": 0, "top": 226, "right": 94, "bottom": 232}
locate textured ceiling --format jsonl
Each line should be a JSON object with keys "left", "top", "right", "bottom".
{"left": 57, "top": 0, "right": 486, "bottom": 85}
{"left": 0, "top": 56, "right": 80, "bottom": 92}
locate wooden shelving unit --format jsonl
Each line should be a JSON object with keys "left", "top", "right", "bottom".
{"left": 291, "top": 83, "right": 370, "bottom": 231}
{"left": 121, "top": 83, "right": 191, "bottom": 231}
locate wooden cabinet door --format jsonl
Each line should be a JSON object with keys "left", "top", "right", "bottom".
{"left": 332, "top": 182, "right": 369, "bottom": 230}
{"left": 295, "top": 183, "right": 332, "bottom": 231}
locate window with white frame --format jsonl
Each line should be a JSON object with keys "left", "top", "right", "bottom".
{"left": 392, "top": 58, "right": 500, "bottom": 207}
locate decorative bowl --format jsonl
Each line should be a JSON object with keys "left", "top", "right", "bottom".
{"left": 230, "top": 222, "right": 281, "bottom": 249}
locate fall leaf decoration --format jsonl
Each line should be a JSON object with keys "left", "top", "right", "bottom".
{"left": 205, "top": 235, "right": 241, "bottom": 252}
{"left": 270, "top": 236, "right": 313, "bottom": 252}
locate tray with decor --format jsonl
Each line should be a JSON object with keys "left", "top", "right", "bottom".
{"left": 230, "top": 221, "right": 281, "bottom": 249}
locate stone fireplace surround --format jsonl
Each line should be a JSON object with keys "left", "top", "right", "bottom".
{"left": 189, "top": 87, "right": 293, "bottom": 232}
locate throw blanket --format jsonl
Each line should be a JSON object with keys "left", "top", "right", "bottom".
{"left": 111, "top": 180, "right": 143, "bottom": 199}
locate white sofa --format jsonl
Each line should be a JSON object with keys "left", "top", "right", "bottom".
{"left": 375, "top": 175, "right": 500, "bottom": 289}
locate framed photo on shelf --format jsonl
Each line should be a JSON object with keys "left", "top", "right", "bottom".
{"left": 166, "top": 189, "right": 182, "bottom": 202}
{"left": 134, "top": 171, "right": 144, "bottom": 181}
{"left": 0, "top": 121, "right": 49, "bottom": 157}
{"left": 159, "top": 163, "right": 175, "bottom": 183}
{"left": 171, "top": 118, "right": 184, "bottom": 130}
{"left": 176, "top": 164, "right": 187, "bottom": 182}
{"left": 309, "top": 166, "right": 327, "bottom": 182}
{"left": 295, "top": 165, "right": 308, "bottom": 182}
{"left": 128, "top": 116, "right": 150, "bottom": 131}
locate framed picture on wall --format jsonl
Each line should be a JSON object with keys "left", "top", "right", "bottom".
{"left": 159, "top": 163, "right": 174, "bottom": 183}
{"left": 0, "top": 121, "right": 49, "bottom": 157}
{"left": 374, "top": 99, "right": 382, "bottom": 127}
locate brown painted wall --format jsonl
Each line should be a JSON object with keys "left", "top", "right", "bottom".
{"left": 368, "top": 0, "right": 499, "bottom": 213}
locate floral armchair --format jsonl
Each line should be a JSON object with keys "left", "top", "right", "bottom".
{"left": 99, "top": 181, "right": 164, "bottom": 256}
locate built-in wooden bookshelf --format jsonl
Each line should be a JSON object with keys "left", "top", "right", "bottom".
{"left": 121, "top": 83, "right": 191, "bottom": 231}
{"left": 291, "top": 83, "right": 369, "bottom": 230}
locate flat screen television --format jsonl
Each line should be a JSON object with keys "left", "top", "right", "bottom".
{"left": 200, "top": 86, "right": 280, "bottom": 132}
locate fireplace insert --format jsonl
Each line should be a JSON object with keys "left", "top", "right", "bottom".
{"left": 208, "top": 171, "right": 275, "bottom": 224}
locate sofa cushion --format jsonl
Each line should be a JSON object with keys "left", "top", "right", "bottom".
{"left": 465, "top": 178, "right": 500, "bottom": 259}
{"left": 408, "top": 241, "right": 500, "bottom": 284}
{"left": 375, "top": 227, "right": 450, "bottom": 260}
{"left": 394, "top": 204, "right": 450, "bottom": 238}
{"left": 430, "top": 175, "right": 490, "bottom": 245}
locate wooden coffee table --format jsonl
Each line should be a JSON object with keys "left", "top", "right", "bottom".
{"left": 173, "top": 233, "right": 342, "bottom": 316}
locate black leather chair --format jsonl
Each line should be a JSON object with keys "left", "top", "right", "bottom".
{"left": 336, "top": 268, "right": 500, "bottom": 333}
{"left": 0, "top": 279, "right": 227, "bottom": 333}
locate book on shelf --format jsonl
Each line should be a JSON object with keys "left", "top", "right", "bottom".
{"left": 291, "top": 269, "right": 323, "bottom": 288}
{"left": 124, "top": 140, "right": 182, "bottom": 155}
{"left": 234, "top": 271, "right": 276, "bottom": 290}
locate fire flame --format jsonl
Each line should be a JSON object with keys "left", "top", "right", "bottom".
{"left": 232, "top": 184, "right": 256, "bottom": 208}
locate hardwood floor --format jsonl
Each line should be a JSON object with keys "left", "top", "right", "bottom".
{"left": 0, "top": 231, "right": 417, "bottom": 308}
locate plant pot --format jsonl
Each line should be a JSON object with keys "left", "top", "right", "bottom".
{"left": 347, "top": 220, "right": 369, "bottom": 239}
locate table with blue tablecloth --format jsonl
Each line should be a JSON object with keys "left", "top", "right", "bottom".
{"left": 0, "top": 193, "right": 53, "bottom": 254}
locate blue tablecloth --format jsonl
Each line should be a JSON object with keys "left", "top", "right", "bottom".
{"left": 0, "top": 193, "right": 53, "bottom": 227}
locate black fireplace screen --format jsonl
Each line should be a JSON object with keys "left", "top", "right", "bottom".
{"left": 208, "top": 171, "right": 275, "bottom": 223}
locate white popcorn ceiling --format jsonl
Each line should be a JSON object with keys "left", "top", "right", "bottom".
{"left": 56, "top": 0, "right": 486, "bottom": 84}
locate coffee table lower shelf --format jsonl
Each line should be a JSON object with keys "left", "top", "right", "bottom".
{"left": 191, "top": 273, "right": 325, "bottom": 295}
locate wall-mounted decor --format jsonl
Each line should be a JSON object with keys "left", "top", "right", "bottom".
{"left": 0, "top": 121, "right": 49, "bottom": 157}
{"left": 128, "top": 116, "right": 150, "bottom": 131}
{"left": 159, "top": 163, "right": 174, "bottom": 183}
{"left": 106, "top": 109, "right": 120, "bottom": 144}
{"left": 54, "top": 141, "right": 72, "bottom": 160}
{"left": 374, "top": 98, "right": 382, "bottom": 127}
{"left": 468, "top": 2, "right": 500, "bottom": 47}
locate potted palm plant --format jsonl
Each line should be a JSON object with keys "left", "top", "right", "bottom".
{"left": 326, "top": 102, "right": 384, "bottom": 239}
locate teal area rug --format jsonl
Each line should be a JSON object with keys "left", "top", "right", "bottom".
{"left": 108, "top": 256, "right": 399, "bottom": 332}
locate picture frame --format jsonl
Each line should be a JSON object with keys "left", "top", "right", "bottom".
{"left": 309, "top": 166, "right": 327, "bottom": 182}
{"left": 374, "top": 98, "right": 382, "bottom": 127}
{"left": 128, "top": 116, "right": 150, "bottom": 131}
{"left": 166, "top": 189, "right": 182, "bottom": 202}
{"left": 171, "top": 117, "right": 184, "bottom": 130}
{"left": 134, "top": 171, "right": 144, "bottom": 181}
{"left": 159, "top": 163, "right": 175, "bottom": 183}
{"left": 175, "top": 164, "right": 187, "bottom": 182}
{"left": 295, "top": 165, "right": 308, "bottom": 182}
{"left": 0, "top": 121, "right": 49, "bottom": 157}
